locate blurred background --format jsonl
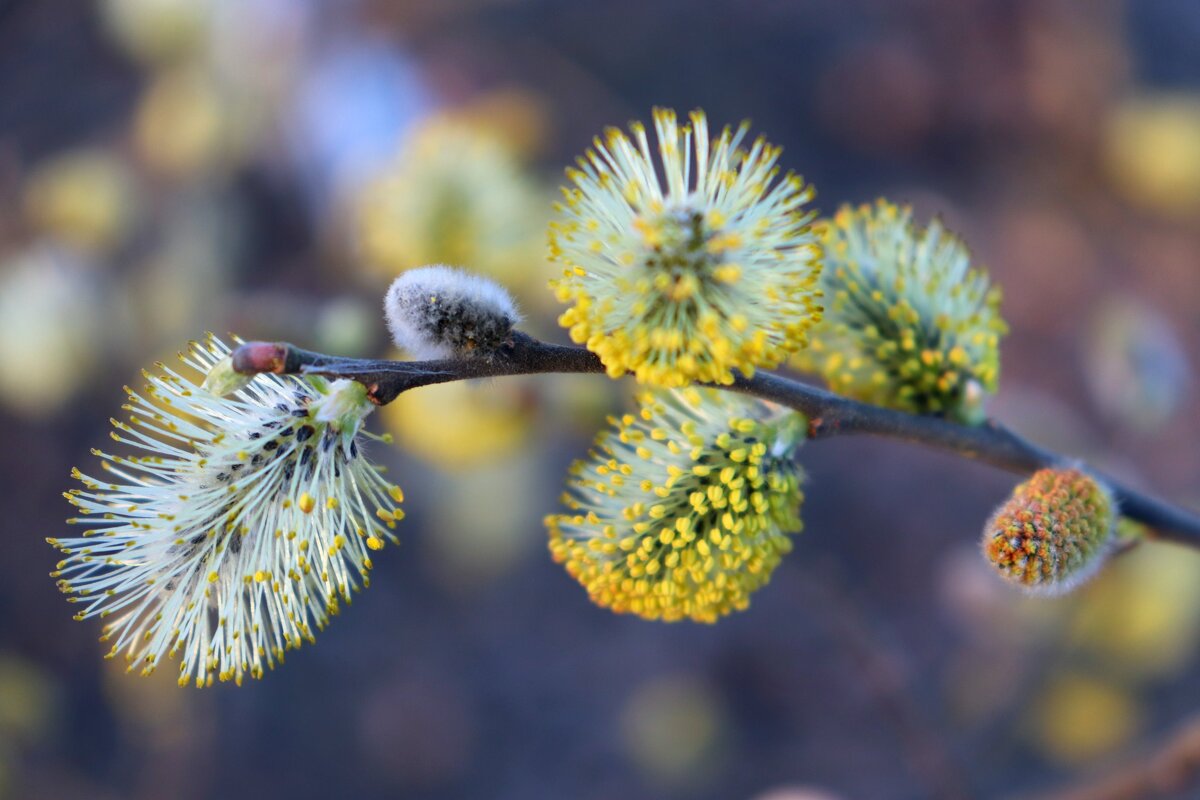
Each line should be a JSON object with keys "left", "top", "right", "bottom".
{"left": 1, "top": 0, "right": 1199, "bottom": 798}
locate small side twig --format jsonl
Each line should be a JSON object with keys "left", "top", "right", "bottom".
{"left": 1026, "top": 713, "right": 1200, "bottom": 800}
{"left": 231, "top": 334, "right": 1200, "bottom": 548}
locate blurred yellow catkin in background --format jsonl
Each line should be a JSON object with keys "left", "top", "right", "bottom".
{"left": 1104, "top": 93, "right": 1200, "bottom": 216}
{"left": 351, "top": 113, "right": 552, "bottom": 303}
{"left": 23, "top": 149, "right": 138, "bottom": 257}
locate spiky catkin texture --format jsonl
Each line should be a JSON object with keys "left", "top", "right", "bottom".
{"left": 794, "top": 200, "right": 1006, "bottom": 423}
{"left": 550, "top": 108, "right": 822, "bottom": 388}
{"left": 982, "top": 468, "right": 1115, "bottom": 595}
{"left": 385, "top": 265, "right": 521, "bottom": 360}
{"left": 547, "top": 388, "right": 805, "bottom": 622}
{"left": 52, "top": 335, "right": 405, "bottom": 687}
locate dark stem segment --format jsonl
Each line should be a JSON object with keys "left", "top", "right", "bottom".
{"left": 231, "top": 335, "right": 1200, "bottom": 547}
{"left": 232, "top": 333, "right": 600, "bottom": 405}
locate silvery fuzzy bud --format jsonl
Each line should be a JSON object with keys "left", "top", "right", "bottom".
{"left": 384, "top": 265, "right": 520, "bottom": 360}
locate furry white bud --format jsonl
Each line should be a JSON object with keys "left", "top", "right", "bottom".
{"left": 384, "top": 265, "right": 521, "bottom": 360}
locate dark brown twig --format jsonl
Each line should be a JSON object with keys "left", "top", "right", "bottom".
{"left": 231, "top": 333, "right": 1200, "bottom": 548}
{"left": 1025, "top": 713, "right": 1200, "bottom": 800}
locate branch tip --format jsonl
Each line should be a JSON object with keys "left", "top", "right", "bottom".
{"left": 232, "top": 341, "right": 290, "bottom": 376}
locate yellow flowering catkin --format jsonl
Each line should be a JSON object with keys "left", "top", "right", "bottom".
{"left": 795, "top": 200, "right": 1006, "bottom": 423}
{"left": 550, "top": 108, "right": 823, "bottom": 388}
{"left": 51, "top": 335, "right": 404, "bottom": 687}
{"left": 547, "top": 388, "right": 805, "bottom": 622}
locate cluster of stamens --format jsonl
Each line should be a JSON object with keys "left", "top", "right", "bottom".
{"left": 547, "top": 389, "right": 805, "bottom": 622}
{"left": 51, "top": 335, "right": 404, "bottom": 687}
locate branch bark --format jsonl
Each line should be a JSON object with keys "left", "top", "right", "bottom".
{"left": 231, "top": 333, "right": 1200, "bottom": 548}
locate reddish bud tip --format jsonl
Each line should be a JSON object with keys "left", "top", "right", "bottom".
{"left": 231, "top": 342, "right": 289, "bottom": 375}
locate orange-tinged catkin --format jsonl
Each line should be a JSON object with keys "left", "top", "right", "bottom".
{"left": 982, "top": 468, "right": 1115, "bottom": 595}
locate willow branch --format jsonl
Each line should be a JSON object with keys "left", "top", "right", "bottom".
{"left": 231, "top": 332, "right": 1200, "bottom": 548}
